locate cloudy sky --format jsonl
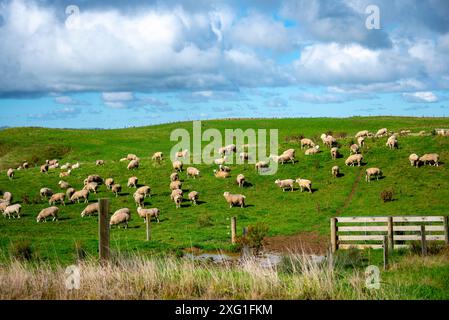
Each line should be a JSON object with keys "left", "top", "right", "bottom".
{"left": 0, "top": 0, "right": 448, "bottom": 128}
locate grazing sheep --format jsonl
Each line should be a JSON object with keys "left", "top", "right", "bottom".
{"left": 366, "top": 168, "right": 382, "bottom": 182}
{"left": 40, "top": 188, "right": 54, "bottom": 199}
{"left": 96, "top": 160, "right": 105, "bottom": 166}
{"left": 40, "top": 164, "right": 49, "bottom": 173}
{"left": 7, "top": 168, "right": 14, "bottom": 180}
{"left": 186, "top": 167, "right": 200, "bottom": 178}
{"left": 275, "top": 179, "right": 295, "bottom": 192}
{"left": 170, "top": 189, "right": 183, "bottom": 201}
{"left": 296, "top": 178, "right": 312, "bottom": 193}
{"left": 332, "top": 166, "right": 340, "bottom": 178}
{"left": 0, "top": 202, "right": 10, "bottom": 215}
{"left": 223, "top": 192, "right": 246, "bottom": 208}
{"left": 48, "top": 159, "right": 59, "bottom": 166}
{"left": 83, "top": 182, "right": 99, "bottom": 194}
{"left": 355, "top": 130, "right": 370, "bottom": 138}
{"left": 127, "top": 159, "right": 139, "bottom": 170}
{"left": 188, "top": 191, "right": 199, "bottom": 205}
{"left": 105, "top": 178, "right": 114, "bottom": 189}
{"left": 85, "top": 175, "right": 103, "bottom": 184}
{"left": 173, "top": 194, "right": 183, "bottom": 208}
{"left": 375, "top": 128, "right": 388, "bottom": 137}
{"left": 214, "top": 169, "right": 230, "bottom": 178}
{"left": 300, "top": 138, "right": 315, "bottom": 149}
{"left": 273, "top": 152, "right": 295, "bottom": 164}
{"left": 170, "top": 172, "right": 179, "bottom": 181}
{"left": 350, "top": 144, "right": 360, "bottom": 155}
{"left": 81, "top": 203, "right": 99, "bottom": 217}
{"left": 409, "top": 154, "right": 420, "bottom": 167}
{"left": 320, "top": 134, "right": 336, "bottom": 147}
{"left": 152, "top": 152, "right": 163, "bottom": 161}
{"left": 419, "top": 153, "right": 439, "bottom": 167}
{"left": 236, "top": 174, "right": 245, "bottom": 187}
{"left": 305, "top": 145, "right": 320, "bottom": 155}
{"left": 386, "top": 135, "right": 398, "bottom": 149}
{"left": 71, "top": 162, "right": 80, "bottom": 169}
{"left": 219, "top": 165, "right": 231, "bottom": 172}
{"left": 66, "top": 188, "right": 75, "bottom": 199}
{"left": 137, "top": 207, "right": 160, "bottom": 222}
{"left": 3, "top": 204, "right": 21, "bottom": 219}
{"left": 2, "top": 191, "right": 12, "bottom": 203}
{"left": 59, "top": 169, "right": 71, "bottom": 178}
{"left": 219, "top": 144, "right": 236, "bottom": 155}
{"left": 170, "top": 180, "right": 182, "bottom": 190}
{"left": 357, "top": 136, "right": 365, "bottom": 147}
{"left": 70, "top": 189, "right": 89, "bottom": 203}
{"left": 133, "top": 192, "right": 145, "bottom": 207}
{"left": 400, "top": 130, "right": 411, "bottom": 136}
{"left": 60, "top": 163, "right": 71, "bottom": 170}
{"left": 419, "top": 130, "right": 427, "bottom": 136}
{"left": 111, "top": 184, "right": 122, "bottom": 197}
{"left": 172, "top": 160, "right": 183, "bottom": 172}
{"left": 255, "top": 161, "right": 269, "bottom": 171}
{"left": 127, "top": 176, "right": 138, "bottom": 188}
{"left": 214, "top": 157, "right": 227, "bottom": 165}
{"left": 175, "top": 149, "right": 189, "bottom": 159}
{"left": 331, "top": 147, "right": 339, "bottom": 160}
{"left": 49, "top": 193, "right": 66, "bottom": 206}
{"left": 345, "top": 154, "right": 364, "bottom": 167}
{"left": 36, "top": 206, "right": 59, "bottom": 222}
{"left": 239, "top": 152, "right": 249, "bottom": 161}
{"left": 127, "top": 154, "right": 138, "bottom": 161}
{"left": 49, "top": 163, "right": 60, "bottom": 169}
{"left": 22, "top": 162, "right": 29, "bottom": 169}
{"left": 58, "top": 180, "right": 71, "bottom": 189}
{"left": 119, "top": 157, "right": 128, "bottom": 162}
{"left": 110, "top": 208, "right": 131, "bottom": 229}
{"left": 136, "top": 186, "right": 151, "bottom": 198}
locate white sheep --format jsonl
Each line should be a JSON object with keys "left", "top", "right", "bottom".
{"left": 0, "top": 201, "right": 10, "bottom": 213}
{"left": 136, "top": 186, "right": 151, "bottom": 198}
{"left": 137, "top": 206, "right": 160, "bottom": 223}
{"left": 127, "top": 176, "right": 138, "bottom": 188}
{"left": 170, "top": 180, "right": 182, "bottom": 190}
{"left": 127, "top": 159, "right": 139, "bottom": 170}
{"left": 375, "top": 128, "right": 388, "bottom": 137}
{"left": 345, "top": 154, "right": 364, "bottom": 166}
{"left": 300, "top": 138, "right": 315, "bottom": 149}
{"left": 2, "top": 191, "right": 12, "bottom": 203}
{"left": 188, "top": 191, "right": 199, "bottom": 205}
{"left": 105, "top": 178, "right": 114, "bottom": 189}
{"left": 85, "top": 175, "right": 103, "bottom": 184}
{"left": 331, "top": 147, "right": 339, "bottom": 160}
{"left": 81, "top": 203, "right": 99, "bottom": 217}
{"left": 332, "top": 166, "right": 340, "bottom": 178}
{"left": 214, "top": 169, "right": 230, "bottom": 178}
{"left": 110, "top": 208, "right": 131, "bottom": 229}
{"left": 214, "top": 157, "right": 227, "bottom": 165}
{"left": 7, "top": 168, "right": 14, "bottom": 180}
{"left": 49, "top": 193, "right": 66, "bottom": 206}
{"left": 355, "top": 130, "right": 370, "bottom": 138}
{"left": 40, "top": 188, "right": 53, "bottom": 199}
{"left": 175, "top": 149, "right": 189, "bottom": 159}
{"left": 173, "top": 194, "right": 183, "bottom": 208}
{"left": 170, "top": 189, "right": 183, "bottom": 201}
{"left": 40, "top": 164, "right": 49, "bottom": 173}
{"left": 83, "top": 182, "right": 99, "bottom": 194}
{"left": 66, "top": 188, "right": 75, "bottom": 200}
{"left": 409, "top": 154, "right": 419, "bottom": 167}
{"left": 152, "top": 152, "right": 163, "bottom": 161}
{"left": 357, "top": 136, "right": 365, "bottom": 147}
{"left": 3, "top": 204, "right": 21, "bottom": 219}
{"left": 127, "top": 154, "right": 138, "bottom": 161}
{"left": 59, "top": 169, "right": 71, "bottom": 178}
{"left": 274, "top": 179, "right": 295, "bottom": 192}
{"left": 96, "top": 160, "right": 105, "bottom": 166}
{"left": 133, "top": 192, "right": 145, "bottom": 207}
{"left": 172, "top": 160, "right": 183, "bottom": 172}
{"left": 111, "top": 184, "right": 122, "bottom": 197}
{"left": 239, "top": 152, "right": 249, "bottom": 161}
{"left": 58, "top": 180, "right": 71, "bottom": 189}
{"left": 219, "top": 165, "right": 231, "bottom": 172}
{"left": 37, "top": 206, "right": 59, "bottom": 222}
{"left": 60, "top": 163, "right": 71, "bottom": 170}
{"left": 70, "top": 189, "right": 89, "bottom": 203}
{"left": 350, "top": 144, "right": 360, "bottom": 155}
{"left": 296, "top": 178, "right": 312, "bottom": 193}
{"left": 223, "top": 192, "right": 246, "bottom": 208}
{"left": 305, "top": 145, "right": 320, "bottom": 155}
{"left": 170, "top": 172, "right": 179, "bottom": 181}
{"left": 186, "top": 167, "right": 200, "bottom": 179}
{"left": 320, "top": 134, "right": 336, "bottom": 147}
{"left": 386, "top": 135, "right": 398, "bottom": 149}
{"left": 255, "top": 161, "right": 269, "bottom": 171}
{"left": 236, "top": 174, "right": 245, "bottom": 187}
{"left": 365, "top": 168, "right": 382, "bottom": 182}
{"left": 419, "top": 153, "right": 439, "bottom": 166}
{"left": 71, "top": 162, "right": 80, "bottom": 169}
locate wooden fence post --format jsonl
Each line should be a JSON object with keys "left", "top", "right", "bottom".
{"left": 383, "top": 235, "right": 388, "bottom": 270}
{"left": 444, "top": 216, "right": 449, "bottom": 245}
{"left": 231, "top": 217, "right": 237, "bottom": 244}
{"left": 330, "top": 217, "right": 338, "bottom": 253}
{"left": 421, "top": 225, "right": 427, "bottom": 256}
{"left": 98, "top": 198, "right": 110, "bottom": 264}
{"left": 146, "top": 214, "right": 151, "bottom": 241}
{"left": 387, "top": 216, "right": 394, "bottom": 251}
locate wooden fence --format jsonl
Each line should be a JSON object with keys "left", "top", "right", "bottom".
{"left": 331, "top": 216, "right": 449, "bottom": 252}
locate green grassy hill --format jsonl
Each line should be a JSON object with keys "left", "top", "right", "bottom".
{"left": 1, "top": 116, "right": 449, "bottom": 264}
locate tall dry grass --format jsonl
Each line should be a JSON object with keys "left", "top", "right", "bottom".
{"left": 0, "top": 254, "right": 391, "bottom": 300}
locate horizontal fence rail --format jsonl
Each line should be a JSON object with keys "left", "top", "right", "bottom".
{"left": 330, "top": 216, "right": 449, "bottom": 252}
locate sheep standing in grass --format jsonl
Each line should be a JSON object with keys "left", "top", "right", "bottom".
{"left": 2, "top": 192, "right": 12, "bottom": 204}
{"left": 7, "top": 168, "right": 14, "bottom": 180}
{"left": 170, "top": 180, "right": 182, "bottom": 190}
{"left": 127, "top": 154, "right": 138, "bottom": 161}
{"left": 239, "top": 152, "right": 249, "bottom": 161}
{"left": 176, "top": 149, "right": 189, "bottom": 159}
{"left": 273, "top": 152, "right": 295, "bottom": 164}
{"left": 386, "top": 135, "right": 398, "bottom": 149}
{"left": 305, "top": 145, "right": 320, "bottom": 155}
{"left": 37, "top": 206, "right": 59, "bottom": 222}
{"left": 133, "top": 192, "right": 145, "bottom": 207}
{"left": 409, "top": 154, "right": 420, "bottom": 167}
{"left": 172, "top": 193, "right": 183, "bottom": 208}
{"left": 110, "top": 208, "right": 131, "bottom": 229}
{"left": 96, "top": 160, "right": 105, "bottom": 166}
{"left": 85, "top": 175, "right": 103, "bottom": 184}
{"left": 60, "top": 163, "right": 71, "bottom": 170}
{"left": 223, "top": 192, "right": 245, "bottom": 208}
{"left": 40, "top": 188, "right": 53, "bottom": 199}
{"left": 3, "top": 204, "right": 21, "bottom": 219}
{"left": 332, "top": 166, "right": 340, "bottom": 178}
{"left": 127, "top": 159, "right": 139, "bottom": 170}
{"left": 49, "top": 193, "right": 66, "bottom": 206}
{"left": 136, "top": 186, "right": 151, "bottom": 198}
{"left": 214, "top": 157, "right": 227, "bottom": 165}
{"left": 152, "top": 152, "right": 163, "bottom": 162}
{"left": 219, "top": 165, "right": 231, "bottom": 172}
{"left": 214, "top": 169, "right": 230, "bottom": 178}
{"left": 350, "top": 144, "right": 360, "bottom": 155}
{"left": 300, "top": 138, "right": 315, "bottom": 149}
{"left": 296, "top": 178, "right": 312, "bottom": 193}
{"left": 81, "top": 203, "right": 99, "bottom": 217}
{"left": 71, "top": 162, "right": 80, "bottom": 169}
{"left": 255, "top": 161, "right": 269, "bottom": 171}
{"left": 355, "top": 130, "right": 370, "bottom": 138}
{"left": 70, "top": 189, "right": 89, "bottom": 203}
{"left": 83, "top": 182, "right": 99, "bottom": 194}
{"left": 366, "top": 168, "right": 382, "bottom": 182}
{"left": 59, "top": 170, "right": 71, "bottom": 178}
{"left": 345, "top": 154, "right": 363, "bottom": 167}
{"left": 375, "top": 128, "right": 388, "bottom": 138}
{"left": 274, "top": 179, "right": 295, "bottom": 192}
{"left": 65, "top": 188, "right": 75, "bottom": 199}
{"left": 111, "top": 184, "right": 122, "bottom": 197}
{"left": 58, "top": 180, "right": 71, "bottom": 189}
{"left": 357, "top": 136, "right": 365, "bottom": 147}
{"left": 236, "top": 174, "right": 245, "bottom": 187}
{"left": 172, "top": 160, "right": 183, "bottom": 172}
{"left": 0, "top": 202, "right": 10, "bottom": 213}
{"left": 171, "top": 189, "right": 183, "bottom": 201}
{"left": 40, "top": 164, "right": 49, "bottom": 173}
{"left": 170, "top": 172, "right": 179, "bottom": 181}
{"left": 419, "top": 153, "right": 439, "bottom": 166}
{"left": 320, "top": 134, "right": 336, "bottom": 147}
{"left": 187, "top": 167, "right": 200, "bottom": 179}
{"left": 137, "top": 207, "right": 160, "bottom": 223}
{"left": 105, "top": 178, "right": 114, "bottom": 189}
{"left": 331, "top": 147, "right": 339, "bottom": 160}
{"left": 127, "top": 176, "right": 138, "bottom": 188}
{"left": 188, "top": 191, "right": 199, "bottom": 205}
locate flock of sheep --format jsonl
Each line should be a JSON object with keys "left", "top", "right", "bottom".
{"left": 0, "top": 127, "right": 441, "bottom": 229}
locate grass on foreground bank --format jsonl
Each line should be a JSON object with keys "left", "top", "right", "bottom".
{"left": 0, "top": 245, "right": 448, "bottom": 300}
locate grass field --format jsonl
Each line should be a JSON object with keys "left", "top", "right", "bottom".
{"left": 1, "top": 116, "right": 449, "bottom": 265}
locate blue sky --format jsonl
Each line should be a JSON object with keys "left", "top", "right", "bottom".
{"left": 0, "top": 0, "right": 448, "bottom": 128}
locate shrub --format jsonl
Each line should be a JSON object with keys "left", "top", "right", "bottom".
{"left": 334, "top": 247, "right": 367, "bottom": 269}
{"left": 409, "top": 240, "right": 445, "bottom": 255}
{"left": 380, "top": 189, "right": 394, "bottom": 203}
{"left": 10, "top": 240, "right": 33, "bottom": 261}
{"left": 197, "top": 213, "right": 213, "bottom": 227}
{"left": 238, "top": 222, "right": 269, "bottom": 255}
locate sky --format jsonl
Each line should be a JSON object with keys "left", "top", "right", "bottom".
{"left": 0, "top": 0, "right": 448, "bottom": 128}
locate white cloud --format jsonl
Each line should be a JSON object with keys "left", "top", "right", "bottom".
{"left": 402, "top": 91, "right": 438, "bottom": 103}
